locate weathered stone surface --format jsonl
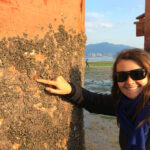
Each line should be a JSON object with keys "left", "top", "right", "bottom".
{"left": 0, "top": 25, "right": 86, "bottom": 150}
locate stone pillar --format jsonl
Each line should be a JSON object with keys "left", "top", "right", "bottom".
{"left": 0, "top": 0, "right": 86, "bottom": 149}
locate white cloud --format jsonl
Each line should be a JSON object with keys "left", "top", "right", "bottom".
{"left": 86, "top": 12, "right": 104, "bottom": 18}
{"left": 85, "top": 21, "right": 113, "bottom": 33}
{"left": 86, "top": 21, "right": 113, "bottom": 28}
{"left": 85, "top": 12, "right": 114, "bottom": 33}
{"left": 99, "top": 22, "right": 113, "bottom": 28}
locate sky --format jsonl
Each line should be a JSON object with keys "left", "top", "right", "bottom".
{"left": 85, "top": 0, "right": 145, "bottom": 48}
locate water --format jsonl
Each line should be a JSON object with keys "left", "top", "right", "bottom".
{"left": 85, "top": 56, "right": 114, "bottom": 62}
{"left": 84, "top": 79, "right": 112, "bottom": 93}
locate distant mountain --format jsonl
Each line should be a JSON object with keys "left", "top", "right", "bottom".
{"left": 85, "top": 42, "right": 135, "bottom": 57}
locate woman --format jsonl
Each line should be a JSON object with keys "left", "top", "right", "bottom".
{"left": 37, "top": 49, "right": 150, "bottom": 150}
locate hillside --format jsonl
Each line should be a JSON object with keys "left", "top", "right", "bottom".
{"left": 85, "top": 42, "right": 135, "bottom": 57}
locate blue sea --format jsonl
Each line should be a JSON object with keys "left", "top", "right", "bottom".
{"left": 85, "top": 56, "right": 114, "bottom": 62}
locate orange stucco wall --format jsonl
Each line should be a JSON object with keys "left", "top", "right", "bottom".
{"left": 0, "top": 0, "right": 85, "bottom": 40}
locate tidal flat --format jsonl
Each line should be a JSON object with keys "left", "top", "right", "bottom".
{"left": 84, "top": 61, "right": 121, "bottom": 150}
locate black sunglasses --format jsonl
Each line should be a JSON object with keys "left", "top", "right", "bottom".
{"left": 116, "top": 68, "right": 147, "bottom": 82}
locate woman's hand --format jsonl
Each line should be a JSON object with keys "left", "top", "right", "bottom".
{"left": 36, "top": 76, "right": 72, "bottom": 95}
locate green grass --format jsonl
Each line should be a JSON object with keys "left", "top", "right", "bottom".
{"left": 88, "top": 61, "right": 114, "bottom": 67}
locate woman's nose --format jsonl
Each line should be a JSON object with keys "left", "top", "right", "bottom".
{"left": 125, "top": 76, "right": 135, "bottom": 84}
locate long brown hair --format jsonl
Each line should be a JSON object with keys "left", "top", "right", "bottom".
{"left": 111, "top": 49, "right": 150, "bottom": 124}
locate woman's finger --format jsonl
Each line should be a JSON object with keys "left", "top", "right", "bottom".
{"left": 37, "top": 79, "right": 56, "bottom": 86}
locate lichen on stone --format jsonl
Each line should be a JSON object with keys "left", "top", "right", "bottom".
{"left": 0, "top": 23, "right": 86, "bottom": 150}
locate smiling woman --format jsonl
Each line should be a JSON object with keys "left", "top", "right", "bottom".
{"left": 116, "top": 60, "right": 148, "bottom": 99}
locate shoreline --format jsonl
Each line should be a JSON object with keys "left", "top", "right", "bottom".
{"left": 85, "top": 56, "right": 115, "bottom": 62}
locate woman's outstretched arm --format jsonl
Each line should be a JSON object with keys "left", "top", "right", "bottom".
{"left": 37, "top": 76, "right": 116, "bottom": 116}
